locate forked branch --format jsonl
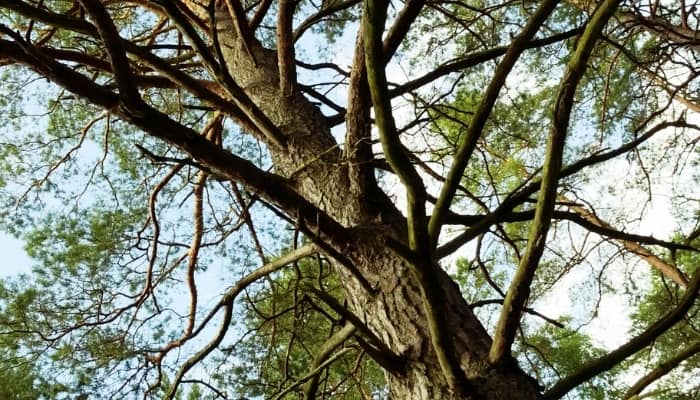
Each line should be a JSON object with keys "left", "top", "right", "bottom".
{"left": 489, "top": 0, "right": 622, "bottom": 365}
{"left": 428, "top": 0, "right": 562, "bottom": 246}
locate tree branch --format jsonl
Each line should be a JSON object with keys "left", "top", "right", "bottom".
{"left": 272, "top": 347, "right": 353, "bottom": 400}
{"left": 303, "top": 323, "right": 357, "bottom": 400}
{"left": 560, "top": 195, "right": 690, "bottom": 288}
{"left": 544, "top": 265, "right": 700, "bottom": 399}
{"left": 623, "top": 339, "right": 700, "bottom": 399}
{"left": 77, "top": 0, "right": 142, "bottom": 108}
{"left": 364, "top": 0, "right": 475, "bottom": 393}
{"left": 277, "top": 0, "right": 297, "bottom": 96}
{"left": 489, "top": 0, "right": 621, "bottom": 366}
{"left": 389, "top": 29, "right": 582, "bottom": 98}
{"left": 382, "top": 0, "right": 424, "bottom": 61}
{"left": 436, "top": 119, "right": 696, "bottom": 259}
{"left": 428, "top": 0, "right": 562, "bottom": 246}
{"left": 221, "top": 0, "right": 256, "bottom": 62}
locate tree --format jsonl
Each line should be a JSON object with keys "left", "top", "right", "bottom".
{"left": 0, "top": 0, "right": 698, "bottom": 398}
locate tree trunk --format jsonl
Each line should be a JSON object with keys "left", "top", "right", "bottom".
{"left": 211, "top": 7, "right": 542, "bottom": 399}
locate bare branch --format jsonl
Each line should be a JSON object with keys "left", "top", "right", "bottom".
{"left": 428, "top": 0, "right": 562, "bottom": 247}
{"left": 623, "top": 340, "right": 700, "bottom": 399}
{"left": 560, "top": 195, "right": 690, "bottom": 287}
{"left": 544, "top": 265, "right": 700, "bottom": 399}
{"left": 489, "top": 0, "right": 621, "bottom": 365}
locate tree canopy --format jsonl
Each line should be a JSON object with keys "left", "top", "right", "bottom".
{"left": 0, "top": 0, "right": 699, "bottom": 398}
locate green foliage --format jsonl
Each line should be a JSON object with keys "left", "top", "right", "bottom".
{"left": 623, "top": 243, "right": 700, "bottom": 399}
{"left": 523, "top": 317, "right": 618, "bottom": 399}
{"left": 216, "top": 254, "right": 386, "bottom": 399}
{"left": 0, "top": 0, "right": 698, "bottom": 398}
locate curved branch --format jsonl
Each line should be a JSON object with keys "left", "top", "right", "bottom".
{"left": 307, "top": 286, "right": 405, "bottom": 372}
{"left": 292, "top": 0, "right": 361, "bottom": 43}
{"left": 544, "top": 266, "right": 700, "bottom": 399}
{"left": 428, "top": 0, "right": 562, "bottom": 246}
{"left": 623, "top": 339, "right": 700, "bottom": 399}
{"left": 303, "top": 323, "right": 357, "bottom": 400}
{"left": 164, "top": 303, "right": 233, "bottom": 400}
{"left": 489, "top": 0, "right": 621, "bottom": 365}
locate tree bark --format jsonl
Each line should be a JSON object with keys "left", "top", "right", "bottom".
{"left": 207, "top": 6, "right": 542, "bottom": 399}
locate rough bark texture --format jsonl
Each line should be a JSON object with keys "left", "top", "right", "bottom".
{"left": 210, "top": 6, "right": 543, "bottom": 399}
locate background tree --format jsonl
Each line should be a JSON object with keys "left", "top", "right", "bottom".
{"left": 0, "top": 0, "right": 698, "bottom": 399}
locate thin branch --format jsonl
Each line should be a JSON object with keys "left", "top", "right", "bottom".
{"left": 469, "top": 299, "right": 564, "bottom": 328}
{"left": 435, "top": 119, "right": 697, "bottom": 259}
{"left": 307, "top": 287, "right": 405, "bottom": 373}
{"left": 292, "top": 0, "right": 361, "bottom": 42}
{"left": 389, "top": 28, "right": 581, "bottom": 98}
{"left": 193, "top": 244, "right": 318, "bottom": 338}
{"left": 303, "top": 323, "right": 357, "bottom": 400}
{"left": 271, "top": 347, "right": 353, "bottom": 400}
{"left": 560, "top": 195, "right": 690, "bottom": 287}
{"left": 164, "top": 303, "right": 233, "bottom": 400}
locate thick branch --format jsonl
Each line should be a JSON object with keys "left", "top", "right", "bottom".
{"left": 544, "top": 265, "right": 700, "bottom": 399}
{"left": 77, "top": 0, "right": 142, "bottom": 107}
{"left": 382, "top": 0, "right": 424, "bottom": 61}
{"left": 623, "top": 339, "right": 700, "bottom": 399}
{"left": 489, "top": 0, "right": 621, "bottom": 365}
{"left": 362, "top": 6, "right": 427, "bottom": 253}
{"left": 221, "top": 0, "right": 256, "bottom": 60}
{"left": 428, "top": 0, "right": 562, "bottom": 246}
{"left": 277, "top": 0, "right": 297, "bottom": 96}
{"left": 364, "top": 0, "right": 473, "bottom": 393}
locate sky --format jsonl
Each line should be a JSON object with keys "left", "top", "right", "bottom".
{"left": 0, "top": 11, "right": 698, "bottom": 398}
{"left": 0, "top": 232, "right": 32, "bottom": 278}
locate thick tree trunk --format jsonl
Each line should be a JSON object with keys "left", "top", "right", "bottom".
{"left": 212, "top": 8, "right": 542, "bottom": 399}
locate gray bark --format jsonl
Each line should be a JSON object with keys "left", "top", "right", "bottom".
{"left": 212, "top": 7, "right": 542, "bottom": 399}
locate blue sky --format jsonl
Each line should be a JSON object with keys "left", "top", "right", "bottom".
{"left": 0, "top": 232, "right": 32, "bottom": 278}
